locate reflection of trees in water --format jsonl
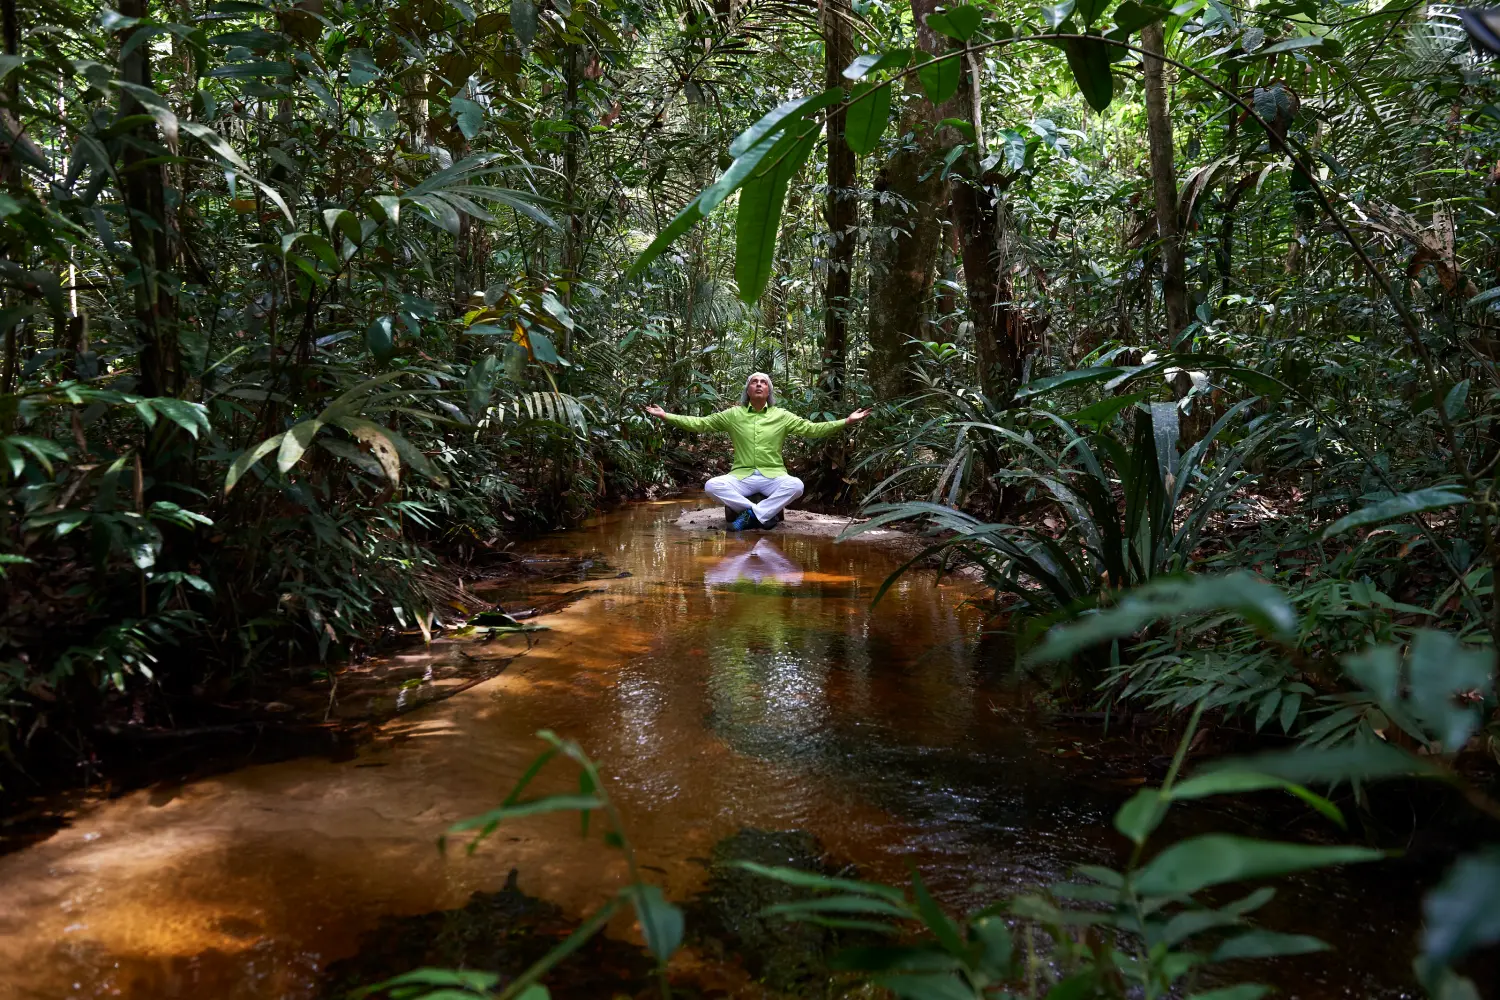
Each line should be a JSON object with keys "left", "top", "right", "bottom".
{"left": 702, "top": 540, "right": 835, "bottom": 759}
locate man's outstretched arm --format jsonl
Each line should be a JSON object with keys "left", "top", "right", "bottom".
{"left": 643, "top": 404, "right": 727, "bottom": 433}
{"left": 787, "top": 407, "right": 872, "bottom": 439}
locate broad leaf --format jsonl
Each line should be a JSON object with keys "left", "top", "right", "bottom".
{"left": 1114, "top": 787, "right": 1168, "bottom": 846}
{"left": 735, "top": 122, "right": 818, "bottom": 303}
{"left": 1063, "top": 37, "right": 1114, "bottom": 112}
{"left": 916, "top": 53, "right": 961, "bottom": 105}
{"left": 1422, "top": 849, "right": 1500, "bottom": 965}
{"left": 1134, "top": 835, "right": 1382, "bottom": 896}
{"left": 845, "top": 81, "right": 892, "bottom": 156}
{"left": 511, "top": 0, "right": 537, "bottom": 46}
{"left": 1212, "top": 931, "right": 1328, "bottom": 961}
{"left": 1027, "top": 573, "right": 1297, "bottom": 663}
{"left": 926, "top": 5, "right": 983, "bottom": 41}
{"left": 1321, "top": 487, "right": 1468, "bottom": 539}
{"left": 1114, "top": 1, "right": 1171, "bottom": 32}
{"left": 843, "top": 49, "right": 912, "bottom": 79}
{"left": 625, "top": 883, "right": 684, "bottom": 961}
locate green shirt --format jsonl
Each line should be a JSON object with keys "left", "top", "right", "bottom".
{"left": 661, "top": 404, "right": 848, "bottom": 479}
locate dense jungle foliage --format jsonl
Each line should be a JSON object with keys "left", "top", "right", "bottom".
{"left": 4, "top": 0, "right": 1500, "bottom": 994}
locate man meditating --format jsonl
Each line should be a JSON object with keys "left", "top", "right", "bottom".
{"left": 645, "top": 372, "right": 870, "bottom": 531}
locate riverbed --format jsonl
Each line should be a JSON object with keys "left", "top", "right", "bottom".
{"left": 0, "top": 500, "right": 1422, "bottom": 998}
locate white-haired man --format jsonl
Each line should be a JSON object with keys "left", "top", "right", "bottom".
{"left": 645, "top": 372, "right": 871, "bottom": 530}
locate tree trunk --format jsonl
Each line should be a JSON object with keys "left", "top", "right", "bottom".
{"left": 866, "top": 0, "right": 956, "bottom": 402}
{"left": 1141, "top": 22, "right": 1187, "bottom": 343}
{"left": 948, "top": 49, "right": 1024, "bottom": 402}
{"left": 821, "top": 0, "right": 855, "bottom": 403}
{"left": 118, "top": 0, "right": 181, "bottom": 400}
{"left": 561, "top": 44, "right": 582, "bottom": 350}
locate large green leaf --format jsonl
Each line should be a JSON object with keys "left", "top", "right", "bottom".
{"left": 1134, "top": 835, "right": 1382, "bottom": 896}
{"left": 926, "top": 5, "right": 983, "bottom": 40}
{"left": 1075, "top": 0, "right": 1111, "bottom": 27}
{"left": 1212, "top": 930, "right": 1328, "bottom": 961}
{"left": 1200, "top": 743, "right": 1443, "bottom": 786}
{"left": 1321, "top": 487, "right": 1469, "bottom": 539}
{"left": 735, "top": 122, "right": 818, "bottom": 304}
{"left": 1027, "top": 573, "right": 1297, "bottom": 663}
{"left": 1113, "top": 1, "right": 1171, "bottom": 32}
{"left": 624, "top": 883, "right": 684, "bottom": 961}
{"left": 916, "top": 53, "right": 961, "bottom": 105}
{"left": 1063, "top": 36, "right": 1114, "bottom": 112}
{"left": 845, "top": 81, "right": 892, "bottom": 156}
{"left": 1422, "top": 849, "right": 1500, "bottom": 965}
{"left": 1014, "top": 365, "right": 1119, "bottom": 398}
{"left": 511, "top": 0, "right": 537, "bottom": 46}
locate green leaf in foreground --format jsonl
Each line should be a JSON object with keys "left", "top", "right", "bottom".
{"left": 1134, "top": 834, "right": 1383, "bottom": 896}
{"left": 845, "top": 81, "right": 892, "bottom": 156}
{"left": 1321, "top": 487, "right": 1468, "bottom": 539}
{"left": 1063, "top": 36, "right": 1114, "bottom": 112}
{"left": 1422, "top": 849, "right": 1500, "bottom": 964}
{"left": 1027, "top": 573, "right": 1297, "bottom": 664}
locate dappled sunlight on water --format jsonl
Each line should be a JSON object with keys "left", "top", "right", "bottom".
{"left": 0, "top": 502, "right": 1418, "bottom": 998}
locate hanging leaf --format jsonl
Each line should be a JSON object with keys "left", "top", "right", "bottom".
{"left": 845, "top": 81, "right": 892, "bottom": 156}
{"left": 926, "top": 5, "right": 983, "bottom": 41}
{"left": 1112, "top": 0, "right": 1169, "bottom": 31}
{"left": 735, "top": 123, "right": 819, "bottom": 303}
{"left": 451, "top": 95, "right": 485, "bottom": 140}
{"left": 1063, "top": 36, "right": 1114, "bottom": 112}
{"left": 366, "top": 315, "right": 396, "bottom": 362}
{"left": 1042, "top": 0, "right": 1077, "bottom": 28}
{"left": 1421, "top": 850, "right": 1500, "bottom": 966}
{"left": 1075, "top": 0, "right": 1111, "bottom": 27}
{"left": 528, "top": 329, "right": 562, "bottom": 365}
{"left": 916, "top": 53, "right": 961, "bottom": 105}
{"left": 511, "top": 0, "right": 537, "bottom": 47}
{"left": 842, "top": 49, "right": 911, "bottom": 80}
{"left": 1134, "top": 835, "right": 1383, "bottom": 896}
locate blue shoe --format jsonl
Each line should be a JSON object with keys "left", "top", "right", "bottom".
{"left": 729, "top": 508, "right": 756, "bottom": 531}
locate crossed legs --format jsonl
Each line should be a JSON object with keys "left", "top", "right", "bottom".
{"left": 704, "top": 472, "right": 804, "bottom": 525}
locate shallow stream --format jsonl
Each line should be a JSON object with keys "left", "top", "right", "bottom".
{"left": 0, "top": 501, "right": 1422, "bottom": 998}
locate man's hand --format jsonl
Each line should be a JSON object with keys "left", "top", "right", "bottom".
{"left": 644, "top": 404, "right": 669, "bottom": 418}
{"left": 846, "top": 408, "right": 873, "bottom": 424}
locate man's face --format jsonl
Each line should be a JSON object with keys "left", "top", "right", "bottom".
{"left": 746, "top": 375, "right": 771, "bottom": 405}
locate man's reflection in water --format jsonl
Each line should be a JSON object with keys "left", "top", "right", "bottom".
{"left": 704, "top": 538, "right": 804, "bottom": 587}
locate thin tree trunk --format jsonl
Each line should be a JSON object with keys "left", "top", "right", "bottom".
{"left": 118, "top": 0, "right": 181, "bottom": 399}
{"left": 821, "top": 0, "right": 855, "bottom": 402}
{"left": 866, "top": 0, "right": 956, "bottom": 402}
{"left": 948, "top": 48, "right": 1024, "bottom": 401}
{"left": 561, "top": 44, "right": 582, "bottom": 350}
{"left": 1141, "top": 22, "right": 1188, "bottom": 343}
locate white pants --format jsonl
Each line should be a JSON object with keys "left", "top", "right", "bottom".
{"left": 703, "top": 539, "right": 804, "bottom": 586}
{"left": 705, "top": 471, "right": 804, "bottom": 523}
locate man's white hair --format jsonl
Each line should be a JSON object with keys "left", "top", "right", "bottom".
{"left": 739, "top": 371, "right": 775, "bottom": 406}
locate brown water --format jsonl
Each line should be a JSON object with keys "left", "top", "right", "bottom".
{"left": 0, "top": 501, "right": 1421, "bottom": 999}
